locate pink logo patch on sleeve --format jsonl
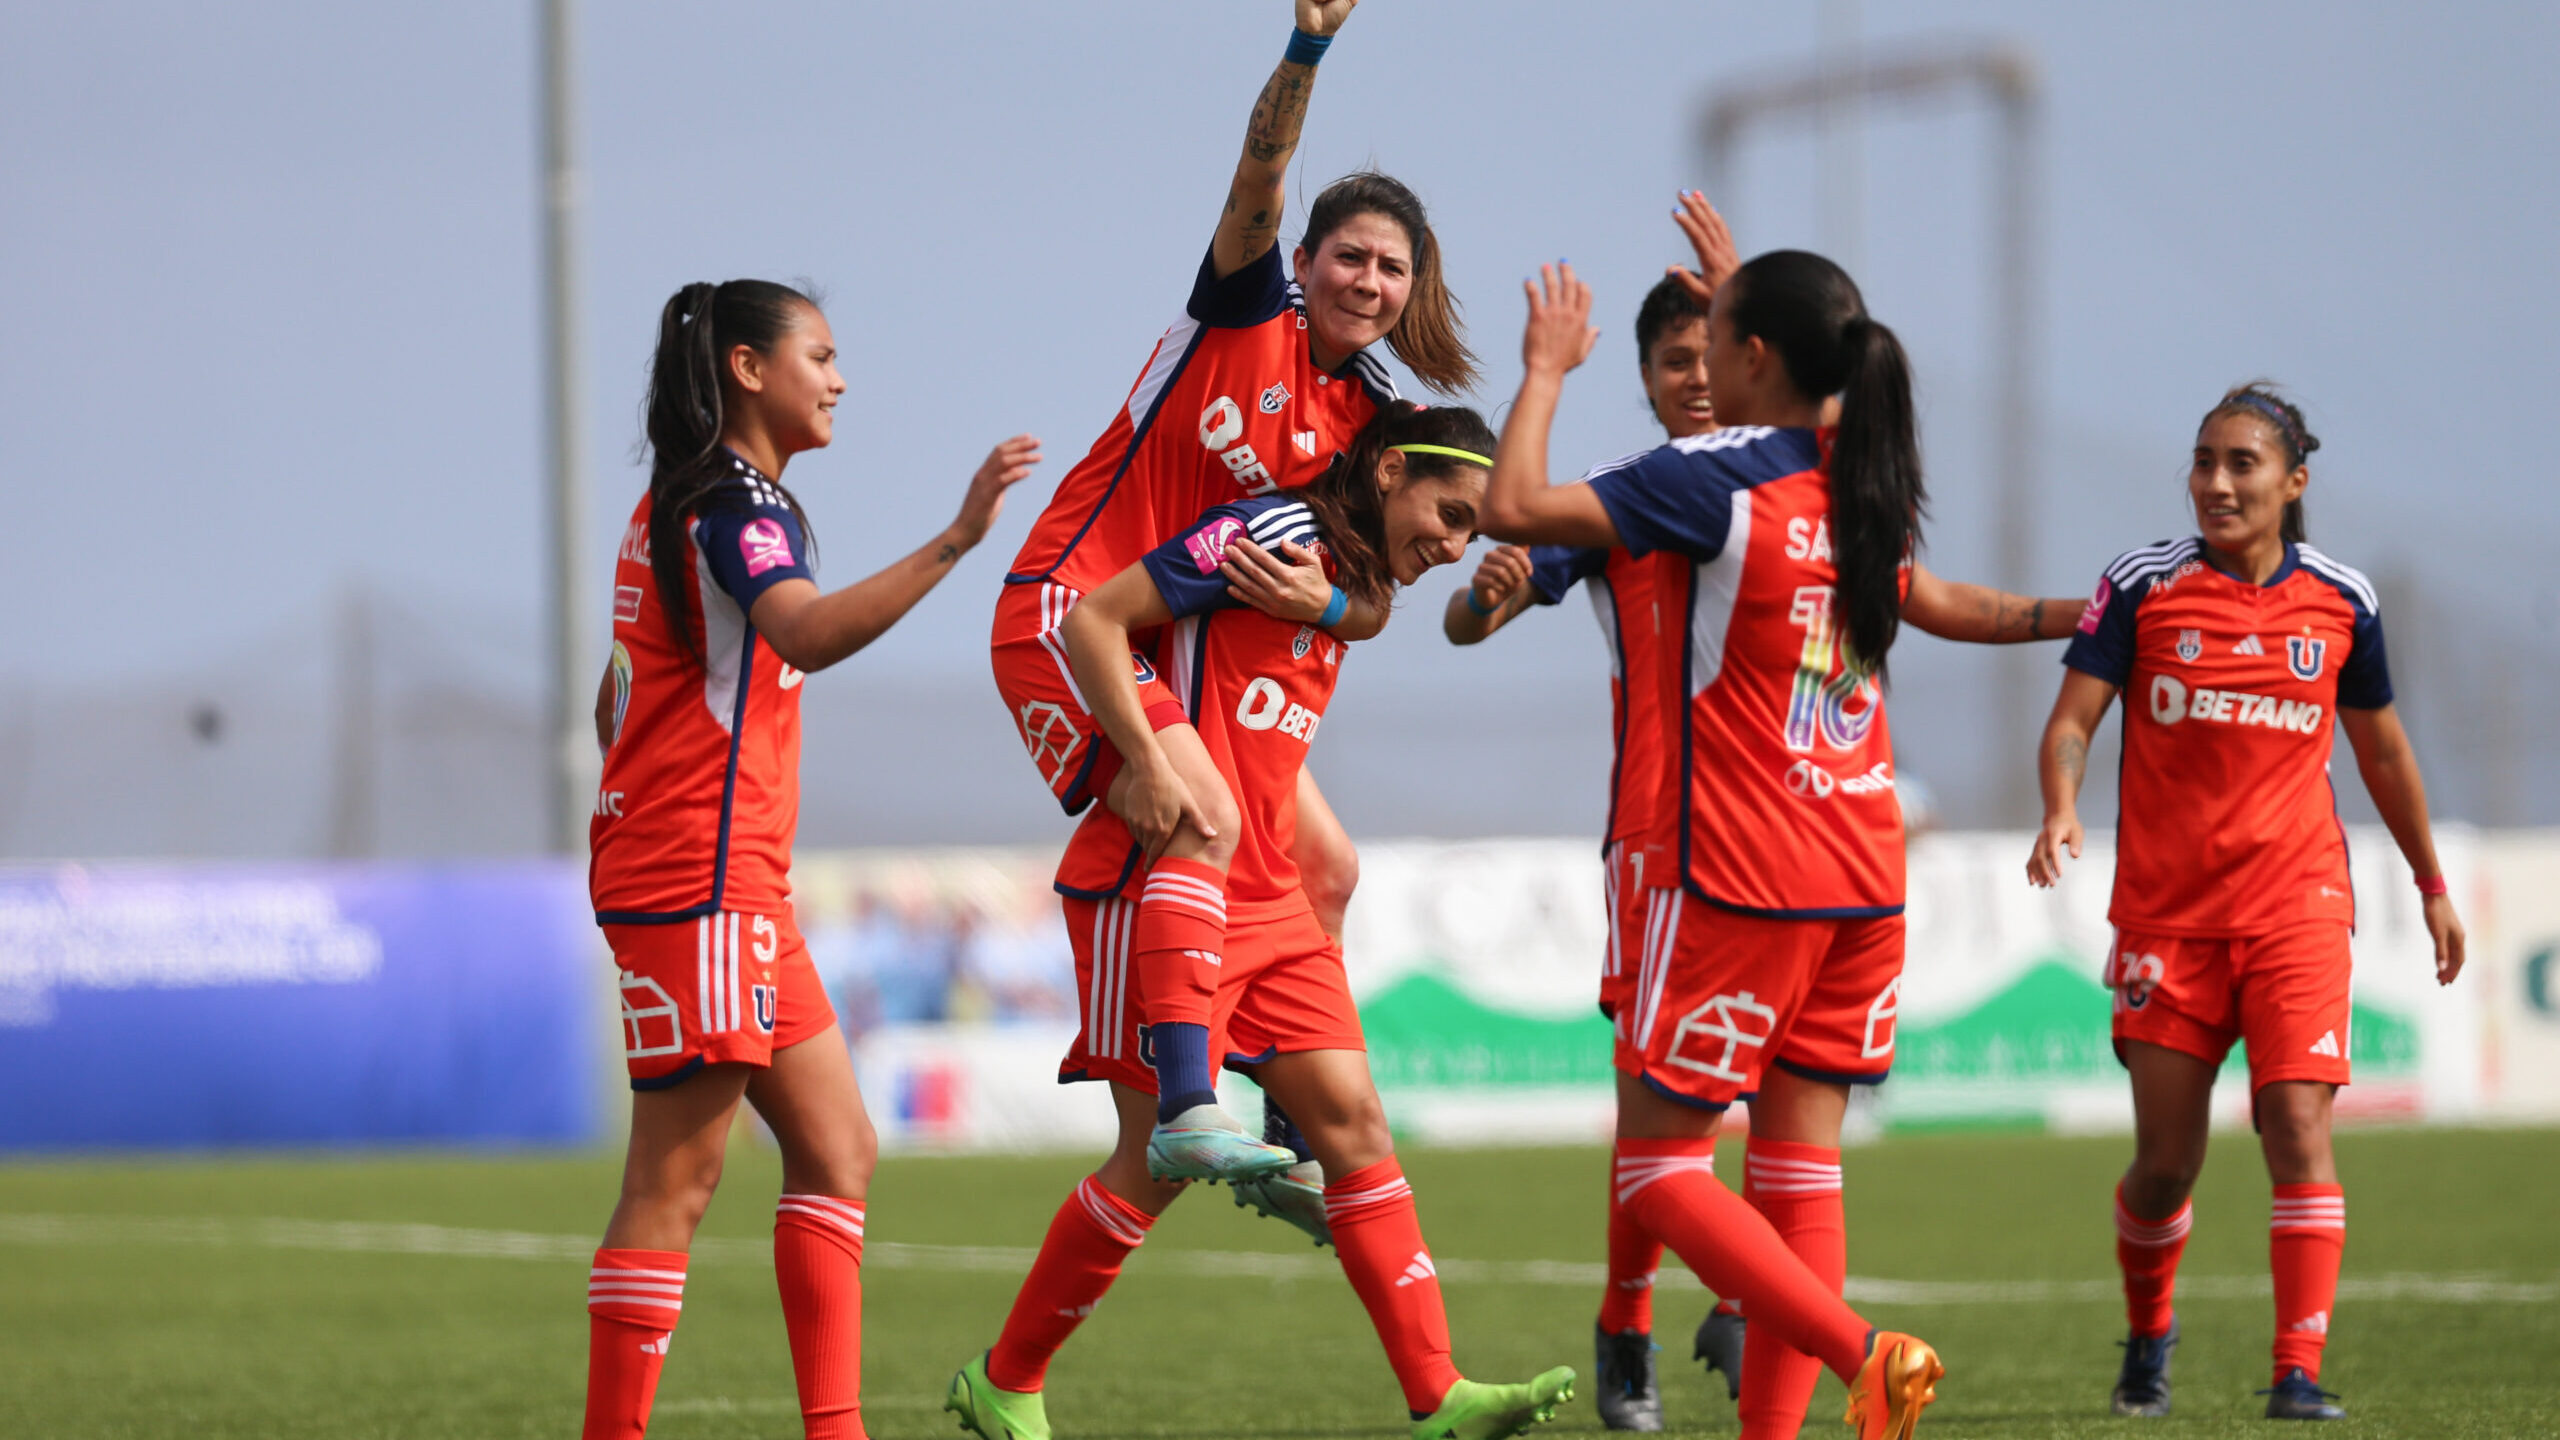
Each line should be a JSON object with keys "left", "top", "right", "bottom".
{"left": 2077, "top": 576, "right": 2111, "bottom": 634}
{"left": 740, "top": 518, "right": 795, "bottom": 577}
{"left": 1185, "top": 517, "right": 1245, "bottom": 575}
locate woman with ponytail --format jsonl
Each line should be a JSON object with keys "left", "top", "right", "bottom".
{"left": 947, "top": 401, "right": 1576, "bottom": 1440}
{"left": 1479, "top": 240, "right": 1948, "bottom": 1439}
{"left": 582, "top": 279, "right": 1038, "bottom": 1440}
{"left": 2029, "top": 384, "right": 2462, "bottom": 1421}
{"left": 988, "top": 3, "right": 1475, "bottom": 1141}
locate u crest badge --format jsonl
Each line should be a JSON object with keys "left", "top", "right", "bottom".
{"left": 2176, "top": 629, "right": 2202, "bottom": 663}
{"left": 2288, "top": 635, "right": 2328, "bottom": 681}
{"left": 1260, "top": 381, "right": 1292, "bottom": 414}
{"left": 1293, "top": 625, "right": 1314, "bottom": 659}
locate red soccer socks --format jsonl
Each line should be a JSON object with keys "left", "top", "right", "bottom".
{"left": 1597, "top": 1144, "right": 1665, "bottom": 1335}
{"left": 1737, "top": 1138, "right": 1845, "bottom": 1440}
{"left": 1137, "top": 859, "right": 1228, "bottom": 1118}
{"left": 2115, "top": 1181, "right": 2192, "bottom": 1340}
{"left": 987, "top": 1176, "right": 1157, "bottom": 1392}
{"left": 1614, "top": 1138, "right": 1870, "bottom": 1382}
{"left": 583, "top": 1248, "right": 686, "bottom": 1440}
{"left": 774, "top": 1194, "right": 869, "bottom": 1440}
{"left": 2270, "top": 1183, "right": 2345, "bottom": 1381}
{"left": 1327, "top": 1157, "right": 1463, "bottom": 1415}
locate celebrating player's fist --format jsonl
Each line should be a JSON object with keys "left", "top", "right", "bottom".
{"left": 1295, "top": 0, "right": 1358, "bottom": 38}
{"left": 1469, "top": 545, "right": 1534, "bottom": 613}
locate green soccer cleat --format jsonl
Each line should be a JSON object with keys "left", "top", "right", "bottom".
{"left": 1412, "top": 1367, "right": 1578, "bottom": 1440}
{"left": 1146, "top": 1103, "right": 1299, "bottom": 1183}
{"left": 1232, "top": 1159, "right": 1331, "bottom": 1245}
{"left": 944, "top": 1352, "right": 1051, "bottom": 1440}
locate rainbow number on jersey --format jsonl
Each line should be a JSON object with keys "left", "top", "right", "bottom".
{"left": 1782, "top": 584, "right": 1882, "bottom": 754}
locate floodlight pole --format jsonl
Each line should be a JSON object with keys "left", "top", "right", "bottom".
{"left": 1702, "top": 44, "right": 2045, "bottom": 822}
{"left": 541, "top": 0, "right": 593, "bottom": 855}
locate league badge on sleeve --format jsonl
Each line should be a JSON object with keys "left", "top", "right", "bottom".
{"left": 740, "top": 518, "right": 796, "bottom": 577}
{"left": 2176, "top": 629, "right": 2202, "bottom": 663}
{"left": 2287, "top": 635, "right": 2328, "bottom": 681}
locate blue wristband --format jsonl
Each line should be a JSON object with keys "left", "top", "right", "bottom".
{"left": 1464, "top": 587, "right": 1499, "bottom": 617}
{"left": 1284, "top": 27, "right": 1333, "bottom": 67}
{"left": 1317, "top": 585, "right": 1350, "bottom": 629}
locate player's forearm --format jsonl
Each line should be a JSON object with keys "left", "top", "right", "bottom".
{"left": 768, "top": 526, "right": 972, "bottom": 671}
{"left": 1062, "top": 607, "right": 1168, "bottom": 780}
{"left": 2354, "top": 733, "right": 2445, "bottom": 885}
{"left": 1481, "top": 372, "right": 1573, "bottom": 543}
{"left": 2038, "top": 719, "right": 2092, "bottom": 823}
{"left": 1442, "top": 586, "right": 1525, "bottom": 645}
{"left": 1909, "top": 574, "right": 2086, "bottom": 644}
{"left": 1327, "top": 592, "right": 1388, "bottom": 642}
{"left": 1214, "top": 58, "right": 1318, "bottom": 274}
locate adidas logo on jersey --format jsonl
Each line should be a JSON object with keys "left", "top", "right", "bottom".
{"left": 2309, "top": 1030, "right": 2342, "bottom": 1058}
{"left": 1395, "top": 1250, "right": 1438, "bottom": 1288}
{"left": 2233, "top": 633, "right": 2266, "bottom": 655}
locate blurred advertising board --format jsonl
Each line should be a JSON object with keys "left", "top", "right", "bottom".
{"left": 808, "top": 829, "right": 2540, "bottom": 1153}
{"left": 0, "top": 862, "right": 596, "bottom": 1149}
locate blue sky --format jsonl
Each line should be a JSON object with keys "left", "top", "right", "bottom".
{"left": 5, "top": 1, "right": 2554, "bottom": 846}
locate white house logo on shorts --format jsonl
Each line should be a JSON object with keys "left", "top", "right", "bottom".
{"left": 2287, "top": 635, "right": 2328, "bottom": 681}
{"left": 2177, "top": 629, "right": 2202, "bottom": 663}
{"left": 1666, "top": 990, "right": 1778, "bottom": 1083}
{"left": 1018, "top": 699, "right": 1085, "bottom": 788}
{"left": 1260, "top": 381, "right": 1291, "bottom": 414}
{"left": 620, "top": 970, "right": 684, "bottom": 1058}
{"left": 1862, "top": 977, "right": 1900, "bottom": 1060}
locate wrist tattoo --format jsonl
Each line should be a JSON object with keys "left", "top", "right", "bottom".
{"left": 2025, "top": 598, "right": 2046, "bottom": 639}
{"left": 935, "top": 544, "right": 959, "bottom": 565}
{"left": 2056, "top": 734, "right": 2087, "bottom": 787}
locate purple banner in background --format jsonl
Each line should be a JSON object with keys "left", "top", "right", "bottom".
{"left": 0, "top": 862, "right": 598, "bottom": 1149}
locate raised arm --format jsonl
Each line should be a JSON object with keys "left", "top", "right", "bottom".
{"left": 1058, "top": 564, "right": 1213, "bottom": 856}
{"left": 1481, "top": 264, "right": 1616, "bottom": 546}
{"left": 1903, "top": 563, "right": 2089, "bottom": 643}
{"left": 2025, "top": 669, "right": 2119, "bottom": 887}
{"left": 1443, "top": 546, "right": 1539, "bottom": 644}
{"left": 749, "top": 436, "right": 1041, "bottom": 672}
{"left": 2339, "top": 704, "right": 2466, "bottom": 984}
{"left": 1211, "top": 1, "right": 1359, "bottom": 279}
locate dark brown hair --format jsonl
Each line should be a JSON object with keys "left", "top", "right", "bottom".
{"left": 1295, "top": 400, "right": 1497, "bottom": 612}
{"left": 641, "top": 280, "right": 821, "bottom": 667}
{"left": 1303, "top": 172, "right": 1479, "bottom": 394}
{"left": 2201, "top": 381, "right": 2318, "bottom": 544}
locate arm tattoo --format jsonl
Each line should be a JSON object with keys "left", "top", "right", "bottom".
{"left": 935, "top": 544, "right": 959, "bottom": 565}
{"left": 2025, "top": 598, "right": 2046, "bottom": 640}
{"left": 1243, "top": 63, "right": 1312, "bottom": 167}
{"left": 2055, "top": 734, "right": 2087, "bottom": 790}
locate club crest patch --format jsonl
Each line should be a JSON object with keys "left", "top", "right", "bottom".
{"left": 1260, "top": 381, "right": 1292, "bottom": 414}
{"left": 1293, "top": 625, "right": 1314, "bottom": 659}
{"left": 2176, "top": 629, "right": 2202, "bottom": 663}
{"left": 2287, "top": 635, "right": 2328, "bottom": 681}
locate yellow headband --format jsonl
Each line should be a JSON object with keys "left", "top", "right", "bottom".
{"left": 1389, "top": 443, "right": 1494, "bottom": 468}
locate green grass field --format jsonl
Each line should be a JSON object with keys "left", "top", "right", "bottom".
{"left": 2, "top": 1127, "right": 2555, "bottom": 1439}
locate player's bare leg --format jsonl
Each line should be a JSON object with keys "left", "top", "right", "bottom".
{"left": 952, "top": 1083, "right": 1188, "bottom": 1440}
{"left": 603, "top": 1063, "right": 754, "bottom": 1251}
{"left": 2113, "top": 1042, "right": 2217, "bottom": 1417}
{"left": 2255, "top": 1081, "right": 2346, "bottom": 1419}
{"left": 745, "top": 1028, "right": 878, "bottom": 1439}
{"left": 748, "top": 1024, "right": 878, "bottom": 1200}
{"left": 1258, "top": 1050, "right": 1576, "bottom": 1435}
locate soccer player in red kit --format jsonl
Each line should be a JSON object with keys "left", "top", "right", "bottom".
{"left": 583, "top": 280, "right": 1039, "bottom": 1440}
{"left": 1453, "top": 202, "right": 2082, "bottom": 1435}
{"left": 945, "top": 403, "right": 1576, "bottom": 1440}
{"left": 989, "top": 0, "right": 1478, "bottom": 1151}
{"left": 2028, "top": 385, "right": 2465, "bottom": 1422}
{"left": 1481, "top": 249, "right": 1949, "bottom": 1440}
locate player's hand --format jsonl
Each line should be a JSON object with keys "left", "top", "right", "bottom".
{"left": 948, "top": 435, "right": 1043, "bottom": 550}
{"left": 1667, "top": 189, "right": 1740, "bottom": 308}
{"left": 1127, "top": 760, "right": 1218, "bottom": 861}
{"left": 1522, "top": 263, "right": 1599, "bottom": 380}
{"left": 1222, "top": 538, "right": 1334, "bottom": 622}
{"left": 2026, "top": 811, "right": 2082, "bottom": 888}
{"left": 1295, "top": 0, "right": 1357, "bottom": 38}
{"left": 2423, "top": 891, "right": 2466, "bottom": 985}
{"left": 1469, "top": 545, "right": 1534, "bottom": 613}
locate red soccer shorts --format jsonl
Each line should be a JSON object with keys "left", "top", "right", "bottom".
{"left": 991, "top": 582, "right": 1186, "bottom": 814}
{"left": 604, "top": 908, "right": 836, "bottom": 1090}
{"left": 2107, "top": 921, "right": 2354, "bottom": 1090}
{"left": 1616, "top": 893, "right": 1903, "bottom": 1111}
{"left": 1600, "top": 840, "right": 1675, "bottom": 1023}
{"left": 1059, "top": 894, "right": 1365, "bottom": 1093}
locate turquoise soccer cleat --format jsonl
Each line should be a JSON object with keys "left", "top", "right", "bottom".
{"left": 944, "top": 1352, "right": 1052, "bottom": 1440}
{"left": 1232, "top": 1159, "right": 1331, "bottom": 1245}
{"left": 1146, "top": 1103, "right": 1298, "bottom": 1183}
{"left": 1412, "top": 1367, "right": 1578, "bottom": 1440}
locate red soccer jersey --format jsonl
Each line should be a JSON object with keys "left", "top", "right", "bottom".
{"left": 1001, "top": 244, "right": 1395, "bottom": 611}
{"left": 590, "top": 454, "right": 816, "bottom": 922}
{"left": 1525, "top": 456, "right": 1687, "bottom": 859}
{"left": 1589, "top": 427, "right": 1906, "bottom": 917}
{"left": 1054, "top": 494, "right": 1346, "bottom": 920}
{"left": 2064, "top": 539, "right": 2392, "bottom": 936}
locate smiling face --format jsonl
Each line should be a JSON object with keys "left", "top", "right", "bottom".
{"left": 1642, "top": 315, "right": 1714, "bottom": 438}
{"left": 1375, "top": 451, "right": 1485, "bottom": 585}
{"left": 1294, "top": 211, "right": 1414, "bottom": 367}
{"left": 2190, "top": 410, "right": 2306, "bottom": 553}
{"left": 728, "top": 305, "right": 845, "bottom": 456}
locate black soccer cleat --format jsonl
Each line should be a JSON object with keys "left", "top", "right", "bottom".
{"left": 1592, "top": 1325, "right": 1663, "bottom": 1432}
{"left": 2109, "top": 1319, "right": 2178, "bottom": 1417}
{"left": 2259, "top": 1367, "right": 2345, "bottom": 1421}
{"left": 1693, "top": 1307, "right": 1745, "bottom": 1403}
